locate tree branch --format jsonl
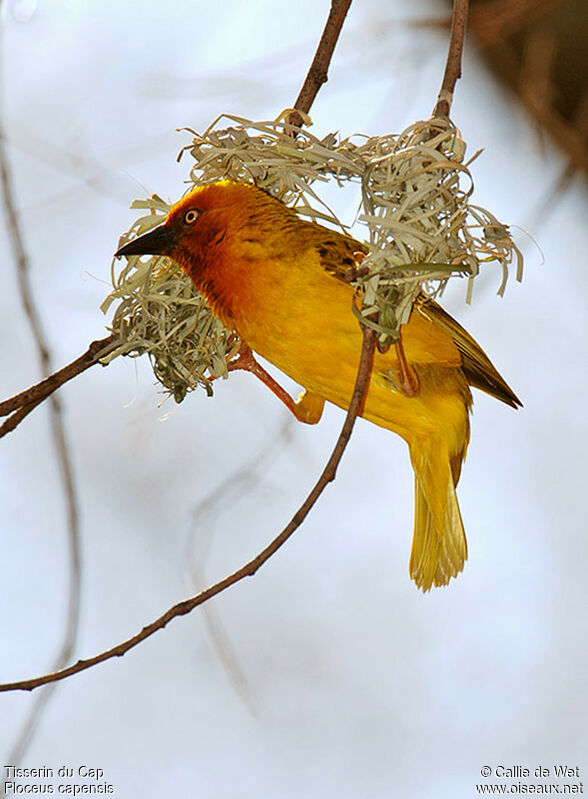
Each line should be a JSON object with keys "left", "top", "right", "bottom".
{"left": 0, "top": 326, "right": 376, "bottom": 693}
{"left": 287, "top": 0, "right": 353, "bottom": 126}
{"left": 0, "top": 62, "right": 84, "bottom": 776}
{"left": 433, "top": 0, "right": 470, "bottom": 117}
{"left": 0, "top": 334, "right": 117, "bottom": 435}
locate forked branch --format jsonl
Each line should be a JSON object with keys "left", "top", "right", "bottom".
{"left": 288, "top": 0, "right": 353, "bottom": 126}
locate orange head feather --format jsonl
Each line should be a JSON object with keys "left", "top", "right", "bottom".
{"left": 116, "top": 181, "right": 306, "bottom": 325}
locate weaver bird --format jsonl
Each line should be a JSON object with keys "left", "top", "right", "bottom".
{"left": 116, "top": 180, "right": 521, "bottom": 591}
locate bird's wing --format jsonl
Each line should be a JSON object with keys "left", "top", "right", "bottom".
{"left": 417, "top": 297, "right": 522, "bottom": 409}
{"left": 314, "top": 233, "right": 369, "bottom": 282}
{"left": 312, "top": 229, "right": 521, "bottom": 408}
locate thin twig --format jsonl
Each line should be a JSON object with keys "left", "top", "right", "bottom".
{"left": 0, "top": 334, "right": 117, "bottom": 421}
{"left": 433, "top": 0, "right": 469, "bottom": 117}
{"left": 0, "top": 326, "right": 376, "bottom": 693}
{"left": 287, "top": 0, "right": 353, "bottom": 126}
{"left": 0, "top": 394, "right": 46, "bottom": 437}
{"left": 0, "top": 41, "right": 82, "bottom": 777}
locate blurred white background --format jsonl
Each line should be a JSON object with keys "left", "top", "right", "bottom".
{"left": 0, "top": 0, "right": 586, "bottom": 797}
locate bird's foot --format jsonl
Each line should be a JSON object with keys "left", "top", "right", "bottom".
{"left": 226, "top": 343, "right": 324, "bottom": 424}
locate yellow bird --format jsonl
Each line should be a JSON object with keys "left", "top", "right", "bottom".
{"left": 116, "top": 181, "right": 521, "bottom": 591}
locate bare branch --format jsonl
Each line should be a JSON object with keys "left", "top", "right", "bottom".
{"left": 433, "top": 0, "right": 470, "bottom": 118}
{"left": 0, "top": 326, "right": 376, "bottom": 693}
{"left": 287, "top": 0, "right": 353, "bottom": 127}
{"left": 0, "top": 393, "right": 46, "bottom": 438}
{"left": 0, "top": 78, "right": 83, "bottom": 773}
{"left": 0, "top": 334, "right": 117, "bottom": 425}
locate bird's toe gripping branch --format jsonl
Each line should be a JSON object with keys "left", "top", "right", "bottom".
{"left": 373, "top": 328, "right": 420, "bottom": 398}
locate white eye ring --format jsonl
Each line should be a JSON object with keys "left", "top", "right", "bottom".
{"left": 184, "top": 209, "right": 199, "bottom": 224}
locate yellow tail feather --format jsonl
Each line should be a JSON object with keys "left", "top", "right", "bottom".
{"left": 409, "top": 441, "right": 468, "bottom": 591}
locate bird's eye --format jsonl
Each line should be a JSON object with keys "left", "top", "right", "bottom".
{"left": 184, "top": 209, "right": 199, "bottom": 225}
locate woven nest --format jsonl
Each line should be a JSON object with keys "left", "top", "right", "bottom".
{"left": 102, "top": 113, "right": 523, "bottom": 402}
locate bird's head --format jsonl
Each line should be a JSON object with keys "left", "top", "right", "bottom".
{"left": 115, "top": 181, "right": 300, "bottom": 327}
{"left": 115, "top": 181, "right": 281, "bottom": 270}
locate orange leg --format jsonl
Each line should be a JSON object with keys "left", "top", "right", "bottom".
{"left": 226, "top": 343, "right": 324, "bottom": 424}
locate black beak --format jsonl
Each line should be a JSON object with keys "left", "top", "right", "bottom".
{"left": 115, "top": 223, "right": 178, "bottom": 258}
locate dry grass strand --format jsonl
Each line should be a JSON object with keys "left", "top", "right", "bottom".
{"left": 103, "top": 114, "right": 523, "bottom": 397}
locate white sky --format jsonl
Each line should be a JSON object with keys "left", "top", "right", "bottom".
{"left": 0, "top": 1, "right": 587, "bottom": 797}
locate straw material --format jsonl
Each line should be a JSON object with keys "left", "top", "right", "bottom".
{"left": 103, "top": 115, "right": 523, "bottom": 399}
